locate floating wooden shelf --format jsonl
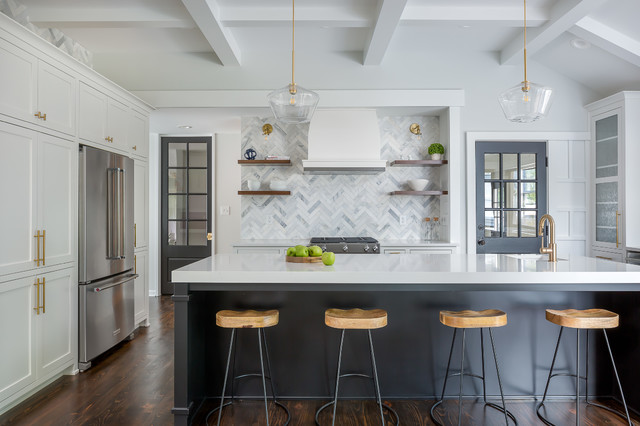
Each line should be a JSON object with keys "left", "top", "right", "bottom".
{"left": 389, "top": 160, "right": 448, "bottom": 167}
{"left": 238, "top": 160, "right": 291, "bottom": 165}
{"left": 390, "top": 190, "right": 449, "bottom": 196}
{"left": 238, "top": 190, "right": 291, "bottom": 195}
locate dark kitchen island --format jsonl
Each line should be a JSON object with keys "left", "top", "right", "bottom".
{"left": 171, "top": 253, "right": 640, "bottom": 425}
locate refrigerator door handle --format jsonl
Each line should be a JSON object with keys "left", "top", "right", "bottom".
{"left": 119, "top": 168, "right": 126, "bottom": 259}
{"left": 107, "top": 167, "right": 123, "bottom": 260}
{"left": 107, "top": 168, "right": 115, "bottom": 259}
{"left": 90, "top": 274, "right": 138, "bottom": 292}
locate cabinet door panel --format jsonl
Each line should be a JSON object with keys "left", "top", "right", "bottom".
{"left": 78, "top": 83, "right": 106, "bottom": 144}
{"left": 129, "top": 110, "right": 149, "bottom": 157}
{"left": 38, "top": 135, "right": 77, "bottom": 267}
{"left": 37, "top": 268, "right": 76, "bottom": 378}
{"left": 0, "top": 277, "right": 36, "bottom": 402}
{"left": 0, "top": 38, "right": 36, "bottom": 123}
{"left": 134, "top": 160, "right": 148, "bottom": 249}
{"left": 37, "top": 61, "right": 76, "bottom": 136}
{"left": 107, "top": 98, "right": 129, "bottom": 151}
{"left": 134, "top": 252, "right": 148, "bottom": 325}
{"left": 0, "top": 123, "right": 36, "bottom": 276}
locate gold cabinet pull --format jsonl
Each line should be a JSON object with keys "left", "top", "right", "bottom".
{"left": 616, "top": 211, "right": 621, "bottom": 248}
{"left": 33, "top": 279, "right": 40, "bottom": 315}
{"left": 207, "top": 232, "right": 213, "bottom": 241}
{"left": 33, "top": 112, "right": 46, "bottom": 120}
{"left": 34, "top": 112, "right": 41, "bottom": 119}
{"left": 596, "top": 255, "right": 613, "bottom": 261}
{"left": 133, "top": 145, "right": 137, "bottom": 151}
{"left": 42, "top": 230, "right": 46, "bottom": 266}
{"left": 34, "top": 230, "right": 41, "bottom": 266}
{"left": 105, "top": 136, "right": 113, "bottom": 143}
{"left": 42, "top": 277, "right": 45, "bottom": 314}
{"left": 42, "top": 113, "right": 46, "bottom": 121}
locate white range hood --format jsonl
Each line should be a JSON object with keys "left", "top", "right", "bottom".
{"left": 302, "top": 109, "right": 386, "bottom": 174}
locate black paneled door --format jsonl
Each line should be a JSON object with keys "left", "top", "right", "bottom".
{"left": 476, "top": 141, "right": 547, "bottom": 254}
{"left": 161, "top": 137, "right": 212, "bottom": 295}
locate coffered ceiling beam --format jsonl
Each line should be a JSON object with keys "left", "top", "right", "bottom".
{"left": 363, "top": 0, "right": 409, "bottom": 66}
{"left": 500, "top": 0, "right": 609, "bottom": 65}
{"left": 222, "top": 7, "right": 371, "bottom": 28}
{"left": 27, "top": 8, "right": 193, "bottom": 29}
{"left": 570, "top": 17, "right": 640, "bottom": 67}
{"left": 180, "top": 0, "right": 241, "bottom": 66}
{"left": 401, "top": 6, "right": 548, "bottom": 27}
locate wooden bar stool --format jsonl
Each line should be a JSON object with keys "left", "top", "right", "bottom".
{"left": 315, "top": 308, "right": 399, "bottom": 426}
{"left": 430, "top": 309, "right": 517, "bottom": 426}
{"left": 536, "top": 309, "right": 632, "bottom": 426}
{"left": 206, "top": 309, "right": 290, "bottom": 426}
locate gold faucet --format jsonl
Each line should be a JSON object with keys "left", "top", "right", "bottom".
{"left": 538, "top": 214, "right": 557, "bottom": 262}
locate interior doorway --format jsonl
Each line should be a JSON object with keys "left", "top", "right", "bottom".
{"left": 160, "top": 136, "right": 212, "bottom": 295}
{"left": 475, "top": 141, "right": 547, "bottom": 254}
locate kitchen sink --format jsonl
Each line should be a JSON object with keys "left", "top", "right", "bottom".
{"left": 505, "top": 254, "right": 567, "bottom": 261}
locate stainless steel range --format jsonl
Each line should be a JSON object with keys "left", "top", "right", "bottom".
{"left": 309, "top": 237, "right": 380, "bottom": 254}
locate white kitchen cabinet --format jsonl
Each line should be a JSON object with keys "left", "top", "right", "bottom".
{"left": 0, "top": 276, "right": 37, "bottom": 405}
{"left": 134, "top": 251, "right": 149, "bottom": 327}
{"left": 78, "top": 83, "right": 130, "bottom": 152}
{"left": 587, "top": 92, "right": 640, "bottom": 258}
{"left": 0, "top": 266, "right": 76, "bottom": 407}
{"left": 129, "top": 109, "right": 149, "bottom": 158}
{"left": 36, "top": 268, "right": 76, "bottom": 379}
{"left": 0, "top": 122, "right": 77, "bottom": 277}
{"left": 0, "top": 38, "right": 76, "bottom": 136}
{"left": 134, "top": 160, "right": 148, "bottom": 249}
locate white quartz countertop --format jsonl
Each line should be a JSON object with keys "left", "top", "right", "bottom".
{"left": 232, "top": 239, "right": 456, "bottom": 247}
{"left": 172, "top": 253, "right": 640, "bottom": 285}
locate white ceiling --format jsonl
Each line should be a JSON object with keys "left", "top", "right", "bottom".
{"left": 15, "top": 0, "right": 640, "bottom": 133}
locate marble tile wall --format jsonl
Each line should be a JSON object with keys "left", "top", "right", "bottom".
{"left": 240, "top": 115, "right": 446, "bottom": 239}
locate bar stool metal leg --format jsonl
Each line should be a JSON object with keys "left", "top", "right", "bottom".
{"left": 214, "top": 328, "right": 236, "bottom": 426}
{"left": 576, "top": 329, "right": 580, "bottom": 426}
{"left": 489, "top": 327, "right": 513, "bottom": 425}
{"left": 257, "top": 329, "right": 270, "bottom": 426}
{"left": 261, "top": 329, "right": 291, "bottom": 426}
{"left": 368, "top": 330, "right": 386, "bottom": 426}
{"left": 458, "top": 329, "right": 466, "bottom": 426}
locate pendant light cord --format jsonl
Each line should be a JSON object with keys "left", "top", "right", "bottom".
{"left": 523, "top": 0, "right": 528, "bottom": 84}
{"left": 291, "top": 0, "right": 295, "bottom": 88}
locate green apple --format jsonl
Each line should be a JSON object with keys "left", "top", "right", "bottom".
{"left": 308, "top": 245, "right": 323, "bottom": 257}
{"left": 286, "top": 247, "right": 296, "bottom": 256}
{"left": 322, "top": 251, "right": 335, "bottom": 266}
{"left": 295, "top": 245, "right": 309, "bottom": 257}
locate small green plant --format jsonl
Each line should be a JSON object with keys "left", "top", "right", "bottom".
{"left": 428, "top": 143, "right": 445, "bottom": 155}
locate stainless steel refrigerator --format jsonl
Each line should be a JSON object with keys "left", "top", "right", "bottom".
{"left": 78, "top": 145, "right": 137, "bottom": 371}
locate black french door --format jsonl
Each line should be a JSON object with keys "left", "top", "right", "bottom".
{"left": 161, "top": 137, "right": 212, "bottom": 295}
{"left": 476, "top": 141, "right": 547, "bottom": 254}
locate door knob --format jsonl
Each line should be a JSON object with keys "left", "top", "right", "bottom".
{"left": 207, "top": 233, "right": 212, "bottom": 241}
{"left": 477, "top": 240, "right": 486, "bottom": 246}
{"left": 478, "top": 224, "right": 484, "bottom": 230}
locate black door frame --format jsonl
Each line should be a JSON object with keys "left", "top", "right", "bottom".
{"left": 160, "top": 136, "right": 212, "bottom": 295}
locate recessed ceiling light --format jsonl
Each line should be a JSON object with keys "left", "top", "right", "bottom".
{"left": 177, "top": 125, "right": 192, "bottom": 129}
{"left": 570, "top": 38, "right": 591, "bottom": 50}
{"left": 459, "top": 25, "right": 471, "bottom": 29}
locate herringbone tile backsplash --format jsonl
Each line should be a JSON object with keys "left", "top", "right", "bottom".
{"left": 240, "top": 116, "right": 446, "bottom": 239}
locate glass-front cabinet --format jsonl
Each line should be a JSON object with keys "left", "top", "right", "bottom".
{"left": 590, "top": 108, "right": 625, "bottom": 260}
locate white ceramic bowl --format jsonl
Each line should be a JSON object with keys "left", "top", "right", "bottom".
{"left": 247, "top": 179, "right": 260, "bottom": 191}
{"left": 269, "top": 180, "right": 287, "bottom": 191}
{"left": 408, "top": 179, "right": 429, "bottom": 191}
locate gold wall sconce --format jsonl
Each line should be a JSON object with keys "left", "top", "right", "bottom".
{"left": 262, "top": 123, "right": 274, "bottom": 140}
{"left": 410, "top": 123, "right": 422, "bottom": 139}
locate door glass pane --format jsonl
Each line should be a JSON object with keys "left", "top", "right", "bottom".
{"left": 168, "top": 143, "right": 187, "bottom": 167}
{"left": 188, "top": 169, "right": 207, "bottom": 193}
{"left": 485, "top": 211, "right": 501, "bottom": 237}
{"left": 188, "top": 221, "right": 207, "bottom": 246}
{"left": 505, "top": 182, "right": 518, "bottom": 208}
{"left": 168, "top": 221, "right": 187, "bottom": 245}
{"left": 505, "top": 211, "right": 519, "bottom": 237}
{"left": 484, "top": 154, "right": 500, "bottom": 179}
{"left": 188, "top": 195, "right": 207, "bottom": 220}
{"left": 189, "top": 143, "right": 208, "bottom": 167}
{"left": 595, "top": 115, "right": 617, "bottom": 140}
{"left": 503, "top": 154, "right": 518, "bottom": 180}
{"left": 484, "top": 182, "right": 501, "bottom": 208}
{"left": 596, "top": 181, "right": 617, "bottom": 244}
{"left": 521, "top": 182, "right": 537, "bottom": 208}
{"left": 596, "top": 138, "right": 618, "bottom": 178}
{"left": 168, "top": 169, "right": 186, "bottom": 193}
{"left": 521, "top": 154, "right": 536, "bottom": 179}
{"left": 168, "top": 195, "right": 187, "bottom": 219}
{"left": 521, "top": 211, "right": 537, "bottom": 237}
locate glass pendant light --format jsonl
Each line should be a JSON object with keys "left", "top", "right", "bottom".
{"left": 267, "top": 0, "right": 319, "bottom": 123}
{"left": 498, "top": 0, "right": 553, "bottom": 123}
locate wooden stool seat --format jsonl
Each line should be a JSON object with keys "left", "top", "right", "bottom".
{"left": 439, "top": 309, "right": 507, "bottom": 329}
{"left": 324, "top": 308, "right": 388, "bottom": 329}
{"left": 545, "top": 308, "right": 619, "bottom": 329}
{"left": 216, "top": 309, "right": 279, "bottom": 328}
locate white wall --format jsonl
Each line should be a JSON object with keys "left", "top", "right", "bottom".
{"left": 214, "top": 134, "right": 241, "bottom": 254}
{"left": 148, "top": 132, "right": 160, "bottom": 296}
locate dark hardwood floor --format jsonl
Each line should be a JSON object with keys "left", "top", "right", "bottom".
{"left": 1, "top": 296, "right": 637, "bottom": 425}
